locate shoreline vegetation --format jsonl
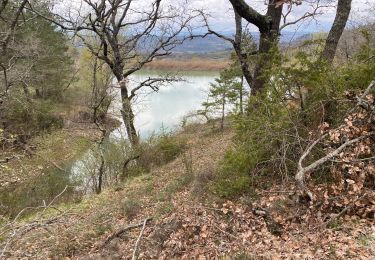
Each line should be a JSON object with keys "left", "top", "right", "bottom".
{"left": 143, "top": 57, "right": 230, "bottom": 71}
{"left": 0, "top": 106, "right": 121, "bottom": 189}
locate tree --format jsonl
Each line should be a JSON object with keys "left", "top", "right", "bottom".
{"left": 229, "top": 0, "right": 283, "bottom": 94}
{"left": 320, "top": 0, "right": 352, "bottom": 65}
{"left": 28, "top": 0, "right": 204, "bottom": 147}
{"left": 202, "top": 70, "right": 239, "bottom": 130}
{"left": 0, "top": 0, "right": 29, "bottom": 104}
{"left": 203, "top": 0, "right": 328, "bottom": 95}
{"left": 230, "top": 0, "right": 353, "bottom": 93}
{"left": 0, "top": 1, "right": 73, "bottom": 140}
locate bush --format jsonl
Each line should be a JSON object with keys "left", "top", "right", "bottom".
{"left": 122, "top": 197, "right": 141, "bottom": 220}
{"left": 138, "top": 130, "right": 187, "bottom": 171}
{"left": 2, "top": 97, "right": 63, "bottom": 136}
{"left": 212, "top": 40, "right": 375, "bottom": 198}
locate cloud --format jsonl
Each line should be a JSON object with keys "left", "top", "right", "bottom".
{"left": 184, "top": 0, "right": 375, "bottom": 32}
{"left": 57, "top": 0, "right": 375, "bottom": 33}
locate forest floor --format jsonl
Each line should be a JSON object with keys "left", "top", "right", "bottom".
{"left": 1, "top": 123, "right": 375, "bottom": 259}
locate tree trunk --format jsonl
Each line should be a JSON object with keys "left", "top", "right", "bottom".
{"left": 121, "top": 90, "right": 139, "bottom": 147}
{"left": 221, "top": 94, "right": 225, "bottom": 130}
{"left": 230, "top": 0, "right": 283, "bottom": 94}
{"left": 113, "top": 66, "right": 140, "bottom": 147}
{"left": 96, "top": 153, "right": 105, "bottom": 194}
{"left": 320, "top": 0, "right": 352, "bottom": 65}
{"left": 117, "top": 74, "right": 139, "bottom": 147}
{"left": 234, "top": 11, "right": 253, "bottom": 87}
{"left": 252, "top": 3, "right": 283, "bottom": 94}
{"left": 239, "top": 75, "right": 244, "bottom": 114}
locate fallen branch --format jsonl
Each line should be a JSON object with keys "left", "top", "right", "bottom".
{"left": 0, "top": 156, "right": 17, "bottom": 164}
{"left": 0, "top": 186, "right": 70, "bottom": 258}
{"left": 102, "top": 217, "right": 152, "bottom": 247}
{"left": 349, "top": 79, "right": 375, "bottom": 113}
{"left": 131, "top": 218, "right": 149, "bottom": 260}
{"left": 252, "top": 208, "right": 283, "bottom": 236}
{"left": 295, "top": 79, "right": 375, "bottom": 201}
{"left": 322, "top": 194, "right": 366, "bottom": 228}
{"left": 295, "top": 132, "right": 373, "bottom": 201}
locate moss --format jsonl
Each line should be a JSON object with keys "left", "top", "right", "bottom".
{"left": 357, "top": 234, "right": 375, "bottom": 247}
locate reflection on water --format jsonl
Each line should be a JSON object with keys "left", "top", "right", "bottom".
{"left": 110, "top": 71, "right": 218, "bottom": 139}
{"left": 0, "top": 71, "right": 218, "bottom": 218}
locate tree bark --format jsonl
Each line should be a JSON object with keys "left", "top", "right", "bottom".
{"left": 251, "top": 2, "right": 283, "bottom": 94}
{"left": 96, "top": 153, "right": 105, "bottom": 194}
{"left": 234, "top": 11, "right": 253, "bottom": 88}
{"left": 229, "top": 0, "right": 283, "bottom": 94}
{"left": 320, "top": 0, "right": 352, "bottom": 65}
{"left": 239, "top": 75, "right": 244, "bottom": 114}
{"left": 115, "top": 68, "right": 139, "bottom": 147}
{"left": 120, "top": 84, "right": 139, "bottom": 147}
{"left": 221, "top": 94, "right": 225, "bottom": 130}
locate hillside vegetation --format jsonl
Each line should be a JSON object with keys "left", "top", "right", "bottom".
{"left": 1, "top": 0, "right": 375, "bottom": 259}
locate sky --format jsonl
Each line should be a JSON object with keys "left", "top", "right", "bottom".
{"left": 58, "top": 0, "right": 375, "bottom": 34}
{"left": 188, "top": 0, "right": 375, "bottom": 33}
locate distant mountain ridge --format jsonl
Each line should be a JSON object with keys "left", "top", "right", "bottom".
{"left": 172, "top": 31, "right": 313, "bottom": 54}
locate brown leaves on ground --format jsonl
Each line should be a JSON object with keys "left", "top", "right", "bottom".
{"left": 306, "top": 92, "right": 374, "bottom": 220}
{"left": 3, "top": 105, "right": 375, "bottom": 259}
{"left": 91, "top": 193, "right": 374, "bottom": 259}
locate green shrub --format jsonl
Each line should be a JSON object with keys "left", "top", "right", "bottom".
{"left": 155, "top": 133, "right": 186, "bottom": 163}
{"left": 122, "top": 197, "right": 141, "bottom": 220}
{"left": 211, "top": 40, "right": 375, "bottom": 198}
{"left": 138, "top": 130, "right": 187, "bottom": 171}
{"left": 2, "top": 97, "right": 63, "bottom": 134}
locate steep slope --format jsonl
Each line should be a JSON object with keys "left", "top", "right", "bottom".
{"left": 2, "top": 125, "right": 374, "bottom": 259}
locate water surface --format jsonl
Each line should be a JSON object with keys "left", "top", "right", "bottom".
{"left": 110, "top": 70, "right": 218, "bottom": 138}
{"left": 0, "top": 71, "right": 218, "bottom": 218}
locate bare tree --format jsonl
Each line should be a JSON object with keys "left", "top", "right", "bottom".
{"left": 229, "top": 0, "right": 283, "bottom": 94}
{"left": 90, "top": 54, "right": 113, "bottom": 194}
{"left": 28, "top": 0, "right": 205, "bottom": 146}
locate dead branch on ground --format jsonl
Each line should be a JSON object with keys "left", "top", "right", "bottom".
{"left": 131, "top": 218, "right": 149, "bottom": 260}
{"left": 102, "top": 217, "right": 152, "bottom": 247}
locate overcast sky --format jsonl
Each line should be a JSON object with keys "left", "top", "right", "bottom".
{"left": 59, "top": 0, "right": 375, "bottom": 34}
{"left": 190, "top": 0, "right": 375, "bottom": 33}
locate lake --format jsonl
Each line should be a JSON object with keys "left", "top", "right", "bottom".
{"left": 110, "top": 70, "right": 218, "bottom": 139}
{"left": 0, "top": 71, "right": 219, "bottom": 217}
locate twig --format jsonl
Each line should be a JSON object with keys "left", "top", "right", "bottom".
{"left": 0, "top": 155, "right": 17, "bottom": 164}
{"left": 131, "top": 218, "right": 149, "bottom": 260}
{"left": 0, "top": 186, "right": 71, "bottom": 258}
{"left": 295, "top": 132, "right": 373, "bottom": 201}
{"left": 321, "top": 194, "right": 366, "bottom": 228}
{"left": 102, "top": 217, "right": 152, "bottom": 247}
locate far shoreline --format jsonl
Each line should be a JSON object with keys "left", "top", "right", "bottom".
{"left": 142, "top": 57, "right": 230, "bottom": 72}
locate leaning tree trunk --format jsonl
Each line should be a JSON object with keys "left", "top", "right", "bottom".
{"left": 229, "top": 0, "right": 283, "bottom": 94}
{"left": 234, "top": 11, "right": 253, "bottom": 88}
{"left": 252, "top": 3, "right": 283, "bottom": 94}
{"left": 320, "top": 0, "right": 352, "bottom": 65}
{"left": 119, "top": 78, "right": 139, "bottom": 147}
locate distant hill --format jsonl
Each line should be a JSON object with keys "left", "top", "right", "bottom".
{"left": 171, "top": 31, "right": 313, "bottom": 55}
